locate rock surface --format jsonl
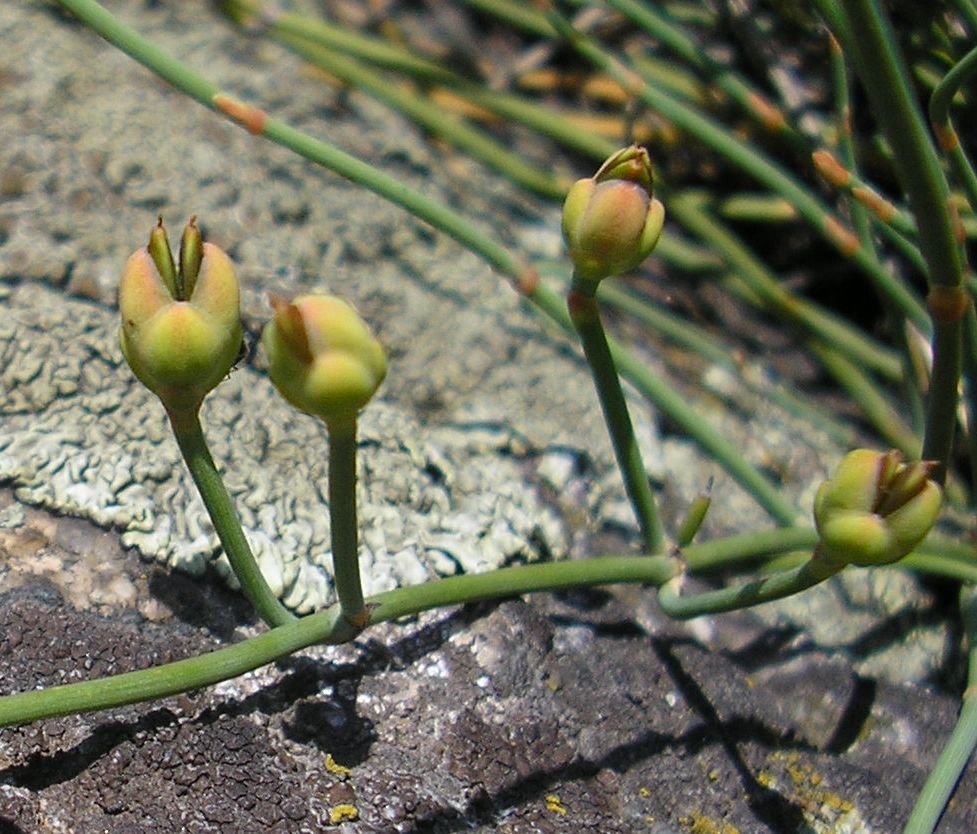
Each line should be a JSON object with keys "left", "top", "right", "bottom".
{"left": 1, "top": 1, "right": 975, "bottom": 832}
{"left": 1, "top": 500, "right": 975, "bottom": 833}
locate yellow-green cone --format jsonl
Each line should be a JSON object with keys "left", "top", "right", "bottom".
{"left": 262, "top": 294, "right": 387, "bottom": 432}
{"left": 813, "top": 449, "right": 942, "bottom": 568}
{"left": 562, "top": 145, "right": 666, "bottom": 286}
{"left": 119, "top": 218, "right": 243, "bottom": 416}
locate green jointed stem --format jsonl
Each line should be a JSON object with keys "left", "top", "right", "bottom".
{"left": 840, "top": 0, "right": 968, "bottom": 481}
{"left": 961, "top": 308, "right": 977, "bottom": 501}
{"left": 598, "top": 279, "right": 856, "bottom": 447}
{"left": 545, "top": 7, "right": 930, "bottom": 335}
{"left": 826, "top": 20, "right": 902, "bottom": 335}
{"left": 902, "top": 585, "right": 977, "bottom": 834}
{"left": 0, "top": 556, "right": 675, "bottom": 728}
{"left": 815, "top": 153, "right": 919, "bottom": 240}
{"left": 221, "top": 0, "right": 457, "bottom": 84}
{"left": 327, "top": 424, "right": 366, "bottom": 625}
{"left": 53, "top": 0, "right": 795, "bottom": 533}
{"left": 267, "top": 25, "right": 568, "bottom": 199}
{"left": 1, "top": 523, "right": 974, "bottom": 728}
{"left": 169, "top": 413, "right": 295, "bottom": 628}
{"left": 670, "top": 192, "right": 903, "bottom": 381}
{"left": 530, "top": 281, "right": 800, "bottom": 526}
{"left": 603, "top": 0, "right": 805, "bottom": 151}
{"left": 53, "top": 0, "right": 522, "bottom": 280}
{"left": 658, "top": 558, "right": 840, "bottom": 619}
{"left": 568, "top": 283, "right": 665, "bottom": 553}
{"left": 681, "top": 526, "right": 818, "bottom": 573}
{"left": 810, "top": 342, "right": 919, "bottom": 454}
{"left": 930, "top": 45, "right": 977, "bottom": 252}
{"left": 950, "top": 0, "right": 977, "bottom": 32}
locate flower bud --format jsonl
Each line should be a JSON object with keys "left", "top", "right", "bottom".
{"left": 119, "top": 218, "right": 243, "bottom": 415}
{"left": 262, "top": 294, "right": 387, "bottom": 432}
{"left": 562, "top": 146, "right": 665, "bottom": 285}
{"left": 813, "top": 449, "right": 942, "bottom": 568}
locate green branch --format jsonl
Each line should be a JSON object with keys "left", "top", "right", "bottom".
{"left": 169, "top": 412, "right": 295, "bottom": 628}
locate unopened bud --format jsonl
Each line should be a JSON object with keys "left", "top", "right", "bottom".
{"left": 562, "top": 146, "right": 665, "bottom": 286}
{"left": 119, "top": 218, "right": 243, "bottom": 415}
{"left": 262, "top": 294, "right": 387, "bottom": 432}
{"left": 813, "top": 449, "right": 942, "bottom": 568}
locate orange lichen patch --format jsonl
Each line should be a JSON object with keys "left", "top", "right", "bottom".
{"left": 747, "top": 92, "right": 785, "bottom": 132}
{"left": 212, "top": 93, "right": 268, "bottom": 135}
{"left": 812, "top": 150, "right": 851, "bottom": 189}
{"left": 851, "top": 186, "right": 896, "bottom": 223}
{"left": 824, "top": 216, "right": 860, "bottom": 257}
{"left": 928, "top": 285, "right": 969, "bottom": 323}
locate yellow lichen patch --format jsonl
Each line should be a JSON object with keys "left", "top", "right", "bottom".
{"left": 638, "top": 786, "right": 652, "bottom": 798}
{"left": 325, "top": 753, "right": 353, "bottom": 779}
{"left": 545, "top": 794, "right": 568, "bottom": 816}
{"left": 758, "top": 752, "right": 868, "bottom": 834}
{"left": 679, "top": 811, "right": 741, "bottom": 834}
{"left": 329, "top": 803, "right": 359, "bottom": 824}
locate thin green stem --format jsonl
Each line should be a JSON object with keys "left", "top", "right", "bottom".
{"left": 0, "top": 556, "right": 675, "bottom": 728}
{"left": 902, "top": 585, "right": 977, "bottom": 834}
{"left": 52, "top": 0, "right": 798, "bottom": 529}
{"left": 658, "top": 558, "right": 841, "bottom": 619}
{"left": 682, "top": 526, "right": 818, "bottom": 573}
{"left": 840, "top": 0, "right": 968, "bottom": 482}
{"left": 810, "top": 343, "right": 919, "bottom": 454}
{"left": 930, "top": 44, "right": 977, "bottom": 216}
{"left": 961, "top": 308, "right": 977, "bottom": 502}
{"left": 828, "top": 11, "right": 925, "bottom": 440}
{"left": 603, "top": 0, "right": 807, "bottom": 152}
{"left": 679, "top": 526, "right": 977, "bottom": 585}
{"left": 168, "top": 411, "right": 295, "bottom": 628}
{"left": 530, "top": 280, "right": 801, "bottom": 525}
{"left": 220, "top": 0, "right": 458, "bottom": 83}
{"left": 568, "top": 281, "right": 665, "bottom": 553}
{"left": 53, "top": 0, "right": 523, "bottom": 280}
{"left": 1, "top": 525, "right": 974, "bottom": 728}
{"left": 546, "top": 6, "right": 930, "bottom": 334}
{"left": 812, "top": 0, "right": 852, "bottom": 53}
{"left": 597, "top": 279, "right": 857, "bottom": 447}
{"left": 670, "top": 192, "right": 903, "bottom": 381}
{"left": 327, "top": 423, "right": 366, "bottom": 626}
{"left": 814, "top": 151, "right": 919, "bottom": 240}
{"left": 264, "top": 24, "right": 568, "bottom": 198}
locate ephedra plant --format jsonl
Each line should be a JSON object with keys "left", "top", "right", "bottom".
{"left": 5, "top": 1, "right": 977, "bottom": 831}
